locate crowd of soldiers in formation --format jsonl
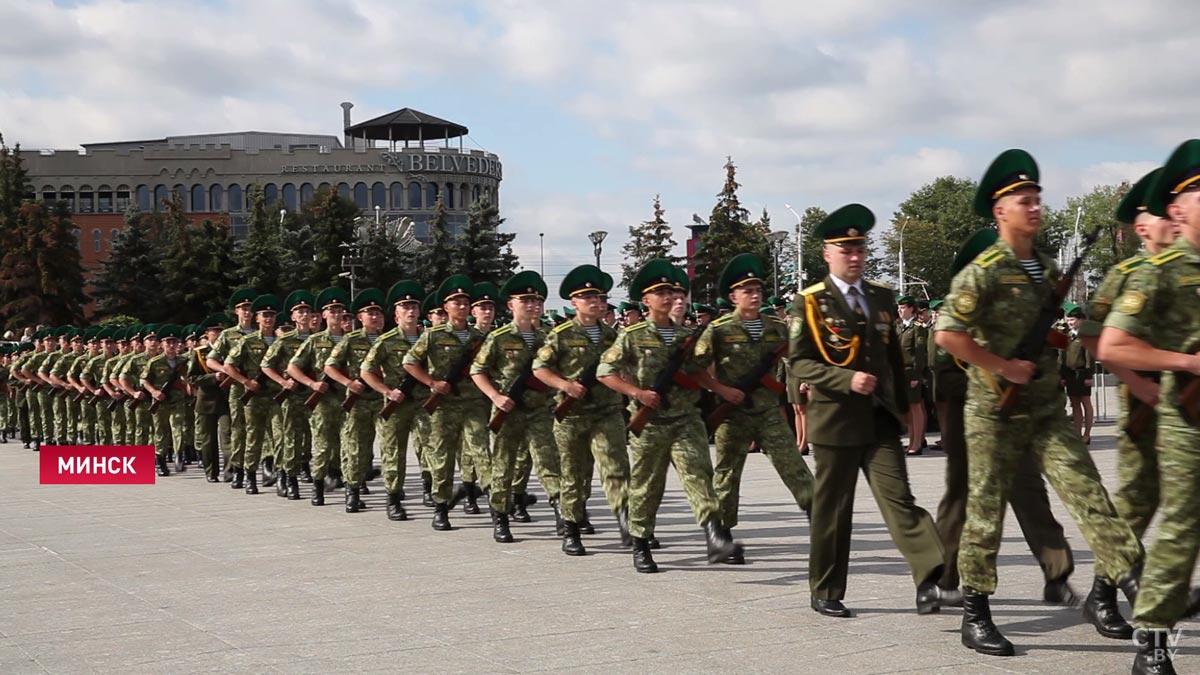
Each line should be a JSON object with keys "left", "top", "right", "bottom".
{"left": 5, "top": 143, "right": 1200, "bottom": 673}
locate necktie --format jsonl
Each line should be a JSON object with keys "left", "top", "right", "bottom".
{"left": 848, "top": 286, "right": 866, "bottom": 317}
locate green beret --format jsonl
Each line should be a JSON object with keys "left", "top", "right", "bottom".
{"left": 692, "top": 302, "right": 715, "bottom": 316}
{"left": 351, "top": 288, "right": 385, "bottom": 313}
{"left": 629, "top": 259, "right": 679, "bottom": 301}
{"left": 929, "top": 299, "right": 944, "bottom": 310}
{"left": 141, "top": 324, "right": 159, "bottom": 339}
{"left": 82, "top": 327, "right": 100, "bottom": 341}
{"left": 759, "top": 304, "right": 774, "bottom": 315}
{"left": 156, "top": 324, "right": 182, "bottom": 340}
{"left": 671, "top": 266, "right": 690, "bottom": 294}
{"left": 435, "top": 274, "right": 475, "bottom": 305}
{"left": 815, "top": 204, "right": 875, "bottom": 244}
{"left": 974, "top": 149, "right": 1041, "bottom": 218}
{"left": 501, "top": 271, "right": 547, "bottom": 302}
{"left": 315, "top": 287, "right": 349, "bottom": 311}
{"left": 284, "top": 290, "right": 316, "bottom": 312}
{"left": 386, "top": 280, "right": 424, "bottom": 307}
{"left": 951, "top": 229, "right": 1000, "bottom": 277}
{"left": 182, "top": 324, "right": 198, "bottom": 341}
{"left": 53, "top": 326, "right": 72, "bottom": 338}
{"left": 421, "top": 294, "right": 445, "bottom": 317}
{"left": 471, "top": 281, "right": 499, "bottom": 306}
{"left": 563, "top": 306, "right": 577, "bottom": 318}
{"left": 719, "top": 253, "right": 765, "bottom": 296}
{"left": 716, "top": 297, "right": 733, "bottom": 311}
{"left": 1062, "top": 302, "right": 1084, "bottom": 318}
{"left": 251, "top": 294, "right": 282, "bottom": 313}
{"left": 1147, "top": 139, "right": 1200, "bottom": 217}
{"left": 1116, "top": 168, "right": 1163, "bottom": 225}
{"left": 201, "top": 313, "right": 227, "bottom": 331}
{"left": 95, "top": 327, "right": 115, "bottom": 341}
{"left": 896, "top": 295, "right": 916, "bottom": 307}
{"left": 228, "top": 287, "right": 257, "bottom": 309}
{"left": 559, "top": 264, "right": 611, "bottom": 299}
{"left": 618, "top": 301, "right": 640, "bottom": 314}
{"left": 768, "top": 296, "right": 786, "bottom": 308}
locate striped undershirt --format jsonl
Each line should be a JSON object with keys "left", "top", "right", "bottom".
{"left": 453, "top": 329, "right": 471, "bottom": 343}
{"left": 583, "top": 324, "right": 602, "bottom": 343}
{"left": 366, "top": 334, "right": 379, "bottom": 345}
{"left": 330, "top": 334, "right": 344, "bottom": 344}
{"left": 1019, "top": 258, "right": 1044, "bottom": 284}
{"left": 262, "top": 336, "right": 275, "bottom": 346}
{"left": 743, "top": 318, "right": 764, "bottom": 340}
{"left": 658, "top": 327, "right": 676, "bottom": 344}
{"left": 403, "top": 334, "right": 418, "bottom": 345}
{"left": 520, "top": 332, "right": 536, "bottom": 348}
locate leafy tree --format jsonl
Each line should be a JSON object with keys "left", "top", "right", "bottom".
{"left": 795, "top": 206, "right": 829, "bottom": 288}
{"left": 0, "top": 133, "right": 31, "bottom": 226}
{"left": 620, "top": 194, "right": 684, "bottom": 289}
{"left": 90, "top": 207, "right": 165, "bottom": 320}
{"left": 891, "top": 176, "right": 988, "bottom": 247}
{"left": 31, "top": 200, "right": 87, "bottom": 324}
{"left": 454, "top": 199, "right": 519, "bottom": 287}
{"left": 412, "top": 197, "right": 457, "bottom": 291}
{"left": 98, "top": 314, "right": 139, "bottom": 327}
{"left": 693, "top": 157, "right": 770, "bottom": 302}
{"left": 295, "top": 187, "right": 358, "bottom": 290}
{"left": 277, "top": 210, "right": 315, "bottom": 293}
{"left": 234, "top": 184, "right": 286, "bottom": 297}
{"left": 356, "top": 218, "right": 408, "bottom": 291}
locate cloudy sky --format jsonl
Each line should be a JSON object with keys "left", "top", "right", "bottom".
{"left": 2, "top": 0, "right": 1195, "bottom": 293}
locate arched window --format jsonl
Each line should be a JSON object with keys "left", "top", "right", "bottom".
{"left": 153, "top": 185, "right": 168, "bottom": 211}
{"left": 300, "top": 183, "right": 314, "bottom": 205}
{"left": 41, "top": 186, "right": 57, "bottom": 203}
{"left": 209, "top": 184, "right": 224, "bottom": 211}
{"left": 444, "top": 182, "right": 455, "bottom": 209}
{"left": 172, "top": 184, "right": 186, "bottom": 206}
{"left": 190, "top": 184, "right": 206, "bottom": 211}
{"left": 96, "top": 185, "right": 113, "bottom": 212}
{"left": 472, "top": 185, "right": 481, "bottom": 204}
{"left": 58, "top": 185, "right": 75, "bottom": 211}
{"left": 115, "top": 185, "right": 131, "bottom": 211}
{"left": 337, "top": 182, "right": 351, "bottom": 201}
{"left": 408, "top": 182, "right": 422, "bottom": 209}
{"left": 92, "top": 229, "right": 102, "bottom": 253}
{"left": 282, "top": 183, "right": 298, "bottom": 211}
{"left": 227, "top": 184, "right": 244, "bottom": 211}
{"left": 78, "top": 185, "right": 94, "bottom": 213}
{"left": 318, "top": 182, "right": 331, "bottom": 194}
{"left": 353, "top": 182, "right": 369, "bottom": 209}
{"left": 136, "top": 185, "right": 150, "bottom": 211}
{"left": 371, "top": 182, "right": 386, "bottom": 209}
{"left": 390, "top": 182, "right": 404, "bottom": 210}
{"left": 425, "top": 183, "right": 439, "bottom": 208}
{"left": 262, "top": 182, "right": 278, "bottom": 206}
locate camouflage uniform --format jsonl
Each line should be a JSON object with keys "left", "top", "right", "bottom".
{"left": 225, "top": 332, "right": 280, "bottom": 473}
{"left": 290, "top": 330, "right": 345, "bottom": 482}
{"left": 105, "top": 351, "right": 130, "bottom": 446}
{"left": 402, "top": 324, "right": 486, "bottom": 503}
{"left": 597, "top": 320, "right": 721, "bottom": 538}
{"left": 1081, "top": 255, "right": 1160, "bottom": 539}
{"left": 54, "top": 350, "right": 81, "bottom": 443}
{"left": 533, "top": 318, "right": 629, "bottom": 523}
{"left": 119, "top": 351, "right": 153, "bottom": 446}
{"left": 1105, "top": 238, "right": 1200, "bottom": 629}
{"left": 209, "top": 327, "right": 254, "bottom": 470}
{"left": 325, "top": 329, "right": 383, "bottom": 486}
{"left": 37, "top": 349, "right": 62, "bottom": 442}
{"left": 694, "top": 312, "right": 813, "bottom": 529}
{"left": 22, "top": 351, "right": 44, "bottom": 443}
{"left": 187, "top": 345, "right": 229, "bottom": 479}
{"left": 261, "top": 330, "right": 310, "bottom": 477}
{"left": 141, "top": 354, "right": 187, "bottom": 461}
{"left": 471, "top": 323, "right": 559, "bottom": 514}
{"left": 362, "top": 328, "right": 425, "bottom": 497}
{"left": 937, "top": 238, "right": 1141, "bottom": 594}
{"left": 81, "top": 352, "right": 109, "bottom": 445}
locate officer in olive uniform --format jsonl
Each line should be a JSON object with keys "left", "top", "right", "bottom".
{"left": 936, "top": 149, "right": 1142, "bottom": 657}
{"left": 788, "top": 205, "right": 946, "bottom": 619}
{"left": 142, "top": 325, "right": 189, "bottom": 476}
{"left": 361, "top": 280, "right": 428, "bottom": 522}
{"left": 225, "top": 294, "right": 283, "bottom": 495}
{"left": 533, "top": 264, "right": 631, "bottom": 556}
{"left": 207, "top": 288, "right": 258, "bottom": 487}
{"left": 896, "top": 296, "right": 929, "bottom": 455}
{"left": 931, "top": 231, "right": 1079, "bottom": 618}
{"left": 1099, "top": 139, "right": 1200, "bottom": 675}
{"left": 288, "top": 287, "right": 350, "bottom": 505}
{"left": 403, "top": 275, "right": 487, "bottom": 531}
{"left": 693, "top": 254, "right": 814, "bottom": 559}
{"left": 261, "top": 290, "right": 316, "bottom": 500}
{"left": 598, "top": 259, "right": 741, "bottom": 573}
{"left": 188, "top": 314, "right": 230, "bottom": 483}
{"left": 325, "top": 288, "right": 387, "bottom": 513}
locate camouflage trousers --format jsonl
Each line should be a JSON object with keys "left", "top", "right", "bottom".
{"left": 1114, "top": 385, "right": 1159, "bottom": 540}
{"left": 194, "top": 410, "right": 229, "bottom": 477}
{"left": 36, "top": 392, "right": 54, "bottom": 441}
{"left": 129, "top": 401, "right": 152, "bottom": 446}
{"left": 555, "top": 409, "right": 629, "bottom": 523}
{"left": 152, "top": 399, "right": 187, "bottom": 459}
{"left": 339, "top": 399, "right": 380, "bottom": 485}
{"left": 378, "top": 400, "right": 417, "bottom": 495}
{"left": 428, "top": 400, "right": 478, "bottom": 504}
{"left": 627, "top": 413, "right": 721, "bottom": 539}
{"left": 54, "top": 395, "right": 68, "bottom": 442}
{"left": 511, "top": 404, "right": 561, "bottom": 503}
{"left": 934, "top": 396, "right": 1073, "bottom": 591}
{"left": 110, "top": 400, "right": 127, "bottom": 446}
{"left": 183, "top": 398, "right": 195, "bottom": 452}
{"left": 1132, "top": 395, "right": 1200, "bottom": 630}
{"left": 226, "top": 385, "right": 248, "bottom": 471}
{"left": 490, "top": 405, "right": 558, "bottom": 513}
{"left": 79, "top": 400, "right": 97, "bottom": 445}
{"left": 308, "top": 398, "right": 344, "bottom": 481}
{"left": 714, "top": 408, "right": 814, "bottom": 529}
{"left": 457, "top": 401, "right": 491, "bottom": 489}
{"left": 93, "top": 402, "right": 112, "bottom": 446}
{"left": 27, "top": 391, "right": 41, "bottom": 441}
{"left": 413, "top": 408, "right": 430, "bottom": 473}
{"left": 277, "top": 397, "right": 309, "bottom": 474}
{"left": 242, "top": 396, "right": 280, "bottom": 472}
{"left": 960, "top": 403, "right": 1141, "bottom": 594}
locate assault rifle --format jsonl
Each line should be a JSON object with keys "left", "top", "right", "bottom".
{"left": 553, "top": 361, "right": 599, "bottom": 421}
{"left": 378, "top": 374, "right": 419, "bottom": 420}
{"left": 628, "top": 324, "right": 707, "bottom": 436}
{"left": 488, "top": 363, "right": 549, "bottom": 433}
{"left": 149, "top": 364, "right": 182, "bottom": 414}
{"left": 341, "top": 375, "right": 366, "bottom": 412}
{"left": 1122, "top": 371, "right": 1160, "bottom": 442}
{"left": 238, "top": 372, "right": 269, "bottom": 404}
{"left": 704, "top": 341, "right": 788, "bottom": 432}
{"left": 303, "top": 373, "right": 331, "bottom": 411}
{"left": 423, "top": 336, "right": 485, "bottom": 414}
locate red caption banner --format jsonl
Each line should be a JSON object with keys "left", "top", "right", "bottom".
{"left": 39, "top": 446, "right": 156, "bottom": 485}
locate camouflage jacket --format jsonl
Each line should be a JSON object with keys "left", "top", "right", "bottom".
{"left": 261, "top": 330, "right": 309, "bottom": 381}
{"left": 326, "top": 329, "right": 383, "bottom": 402}
{"left": 471, "top": 322, "right": 550, "bottom": 410}
{"left": 532, "top": 317, "right": 622, "bottom": 416}
{"left": 290, "top": 330, "right": 346, "bottom": 397}
{"left": 225, "top": 332, "right": 281, "bottom": 396}
{"left": 597, "top": 319, "right": 701, "bottom": 421}
{"left": 693, "top": 311, "right": 787, "bottom": 415}
{"left": 141, "top": 354, "right": 188, "bottom": 403}
{"left": 402, "top": 324, "right": 485, "bottom": 404}
{"left": 362, "top": 327, "right": 426, "bottom": 398}
{"left": 1080, "top": 254, "right": 1148, "bottom": 338}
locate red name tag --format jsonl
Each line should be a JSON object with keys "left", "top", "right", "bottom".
{"left": 39, "top": 446, "right": 156, "bottom": 484}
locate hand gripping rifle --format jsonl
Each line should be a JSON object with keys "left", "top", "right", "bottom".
{"left": 488, "top": 361, "right": 549, "bottom": 433}
{"left": 423, "top": 336, "right": 485, "bottom": 414}
{"left": 553, "top": 361, "right": 599, "bottom": 422}
{"left": 704, "top": 341, "right": 788, "bottom": 432}
{"left": 628, "top": 325, "right": 707, "bottom": 437}
{"left": 994, "top": 224, "right": 1103, "bottom": 419}
{"left": 378, "top": 374, "right": 419, "bottom": 420}
{"left": 148, "top": 364, "right": 182, "bottom": 414}
{"left": 303, "top": 372, "right": 330, "bottom": 411}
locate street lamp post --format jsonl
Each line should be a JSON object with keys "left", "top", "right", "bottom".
{"left": 768, "top": 231, "right": 788, "bottom": 297}
{"left": 539, "top": 233, "right": 545, "bottom": 277}
{"left": 897, "top": 218, "right": 910, "bottom": 295}
{"left": 784, "top": 203, "right": 803, "bottom": 289}
{"left": 588, "top": 230, "right": 607, "bottom": 268}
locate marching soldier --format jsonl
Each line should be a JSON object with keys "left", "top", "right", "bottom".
{"left": 1098, "top": 139, "right": 1200, "bottom": 675}
{"left": 225, "top": 295, "right": 284, "bottom": 495}
{"left": 81, "top": 328, "right": 114, "bottom": 445}
{"left": 533, "top": 264, "right": 630, "bottom": 556}
{"left": 206, "top": 288, "right": 257, "bottom": 487}
{"left": 693, "top": 254, "right": 814, "bottom": 562}
{"left": 324, "top": 288, "right": 387, "bottom": 513}
{"left": 936, "top": 149, "right": 1142, "bottom": 656}
{"left": 261, "top": 290, "right": 316, "bottom": 500}
{"left": 104, "top": 327, "right": 132, "bottom": 446}
{"left": 597, "top": 259, "right": 742, "bottom": 573}
{"left": 788, "top": 205, "right": 946, "bottom": 618}
{"left": 121, "top": 325, "right": 158, "bottom": 448}
{"left": 188, "top": 314, "right": 229, "bottom": 482}
{"left": 142, "top": 325, "right": 189, "bottom": 476}
{"left": 37, "top": 327, "right": 65, "bottom": 444}
{"left": 455, "top": 281, "right": 498, "bottom": 514}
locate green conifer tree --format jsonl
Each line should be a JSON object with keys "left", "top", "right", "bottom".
{"left": 90, "top": 207, "right": 165, "bottom": 321}
{"left": 620, "top": 194, "right": 683, "bottom": 289}
{"left": 454, "top": 199, "right": 518, "bottom": 286}
{"left": 693, "top": 157, "right": 769, "bottom": 302}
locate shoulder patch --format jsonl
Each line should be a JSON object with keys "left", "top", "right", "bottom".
{"left": 551, "top": 321, "right": 574, "bottom": 335}
{"left": 429, "top": 324, "right": 450, "bottom": 333}
{"left": 975, "top": 249, "right": 1005, "bottom": 268}
{"left": 1115, "top": 256, "right": 1147, "bottom": 274}
{"left": 710, "top": 314, "right": 735, "bottom": 327}
{"left": 801, "top": 281, "right": 826, "bottom": 296}
{"left": 379, "top": 327, "right": 399, "bottom": 339}
{"left": 1148, "top": 250, "right": 1185, "bottom": 266}
{"left": 492, "top": 323, "right": 515, "bottom": 336}
{"left": 624, "top": 321, "right": 648, "bottom": 333}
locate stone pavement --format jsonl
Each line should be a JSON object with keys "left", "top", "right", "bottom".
{"left": 0, "top": 412, "right": 1194, "bottom": 674}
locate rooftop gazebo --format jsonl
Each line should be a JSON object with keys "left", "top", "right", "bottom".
{"left": 343, "top": 107, "right": 469, "bottom": 151}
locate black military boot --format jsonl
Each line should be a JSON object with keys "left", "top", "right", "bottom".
{"left": 275, "top": 471, "right": 288, "bottom": 498}
{"left": 721, "top": 528, "right": 746, "bottom": 565}
{"left": 174, "top": 448, "right": 185, "bottom": 473}
{"left": 1082, "top": 575, "right": 1132, "bottom": 639}
{"left": 432, "top": 503, "right": 452, "bottom": 531}
{"left": 446, "top": 483, "right": 470, "bottom": 511}
{"left": 205, "top": 463, "right": 220, "bottom": 483}
{"left": 260, "top": 458, "right": 277, "bottom": 487}
{"left": 421, "top": 471, "right": 434, "bottom": 507}
{"left": 1043, "top": 576, "right": 1080, "bottom": 607}
{"left": 231, "top": 467, "right": 244, "bottom": 489}
{"left": 561, "top": 521, "right": 586, "bottom": 556}
{"left": 244, "top": 470, "right": 259, "bottom": 495}
{"left": 702, "top": 518, "right": 741, "bottom": 564}
{"left": 492, "top": 508, "right": 514, "bottom": 543}
{"left": 287, "top": 474, "right": 300, "bottom": 501}
{"left": 579, "top": 509, "right": 595, "bottom": 535}
{"left": 359, "top": 480, "right": 370, "bottom": 496}
{"left": 310, "top": 478, "right": 325, "bottom": 506}
{"left": 1132, "top": 628, "right": 1178, "bottom": 675}
{"left": 550, "top": 499, "right": 565, "bottom": 536}
{"left": 512, "top": 494, "right": 531, "bottom": 522}
{"left": 345, "top": 485, "right": 362, "bottom": 513}
{"left": 616, "top": 507, "right": 632, "bottom": 548}
{"left": 960, "top": 588, "right": 1014, "bottom": 656}
{"left": 386, "top": 492, "right": 407, "bottom": 521}
{"left": 632, "top": 536, "right": 658, "bottom": 573}
{"left": 300, "top": 462, "right": 313, "bottom": 483}
{"left": 156, "top": 455, "right": 170, "bottom": 477}
{"left": 1118, "top": 562, "right": 1143, "bottom": 607}
{"left": 223, "top": 462, "right": 234, "bottom": 483}
{"left": 463, "top": 481, "right": 480, "bottom": 514}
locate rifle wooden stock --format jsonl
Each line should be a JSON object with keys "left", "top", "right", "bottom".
{"left": 553, "top": 393, "right": 580, "bottom": 421}
{"left": 303, "top": 373, "right": 330, "bottom": 410}
{"left": 217, "top": 372, "right": 233, "bottom": 390}
{"left": 421, "top": 391, "right": 444, "bottom": 414}
{"left": 378, "top": 376, "right": 418, "bottom": 420}
{"left": 627, "top": 404, "right": 655, "bottom": 437}
{"left": 272, "top": 385, "right": 292, "bottom": 404}
{"left": 1175, "top": 373, "right": 1200, "bottom": 427}
{"left": 341, "top": 378, "right": 364, "bottom": 412}
{"left": 73, "top": 389, "right": 87, "bottom": 403}
{"left": 1123, "top": 398, "right": 1155, "bottom": 442}
{"left": 487, "top": 407, "right": 509, "bottom": 433}
{"left": 705, "top": 400, "right": 737, "bottom": 431}
{"left": 147, "top": 394, "right": 164, "bottom": 414}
